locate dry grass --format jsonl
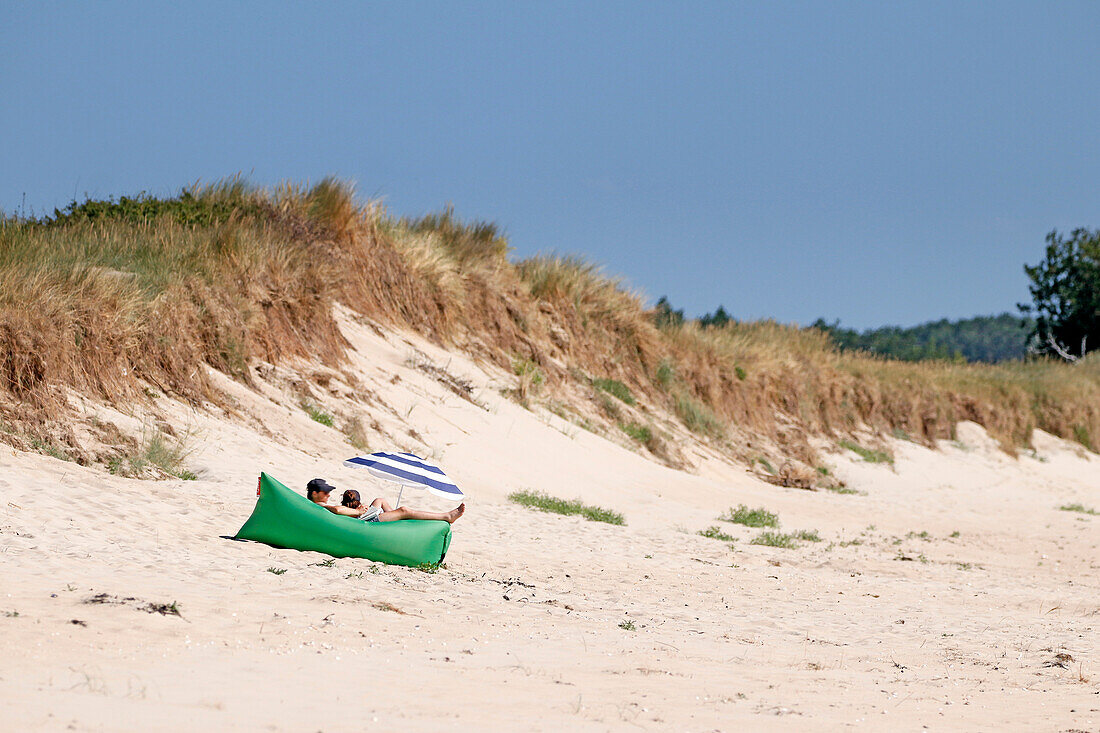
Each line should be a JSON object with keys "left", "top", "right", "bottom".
{"left": 3, "top": 179, "right": 1099, "bottom": 470}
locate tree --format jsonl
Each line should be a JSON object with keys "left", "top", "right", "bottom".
{"left": 1019, "top": 229, "right": 1100, "bottom": 361}
{"left": 653, "top": 296, "right": 685, "bottom": 329}
{"left": 699, "top": 305, "right": 732, "bottom": 328}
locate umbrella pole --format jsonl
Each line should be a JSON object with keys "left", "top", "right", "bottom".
{"left": 395, "top": 484, "right": 405, "bottom": 508}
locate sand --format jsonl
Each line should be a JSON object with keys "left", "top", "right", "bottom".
{"left": 1, "top": 314, "right": 1098, "bottom": 731}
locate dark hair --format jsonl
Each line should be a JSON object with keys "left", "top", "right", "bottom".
{"left": 341, "top": 489, "right": 362, "bottom": 509}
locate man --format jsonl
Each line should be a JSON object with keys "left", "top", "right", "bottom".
{"left": 306, "top": 478, "right": 465, "bottom": 524}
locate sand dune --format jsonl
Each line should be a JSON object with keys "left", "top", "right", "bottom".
{"left": 1, "top": 315, "right": 1098, "bottom": 731}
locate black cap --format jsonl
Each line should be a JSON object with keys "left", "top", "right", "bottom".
{"left": 306, "top": 478, "right": 336, "bottom": 495}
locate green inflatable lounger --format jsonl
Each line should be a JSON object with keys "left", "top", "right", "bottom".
{"left": 236, "top": 473, "right": 452, "bottom": 567}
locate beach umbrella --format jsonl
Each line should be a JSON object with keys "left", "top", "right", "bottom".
{"left": 343, "top": 451, "right": 464, "bottom": 506}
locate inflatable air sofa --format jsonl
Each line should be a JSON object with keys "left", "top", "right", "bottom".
{"left": 235, "top": 473, "right": 452, "bottom": 567}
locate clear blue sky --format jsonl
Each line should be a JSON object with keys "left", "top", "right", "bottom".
{"left": 4, "top": 2, "right": 1098, "bottom": 328}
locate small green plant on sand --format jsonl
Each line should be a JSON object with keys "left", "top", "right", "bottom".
{"left": 511, "top": 358, "right": 544, "bottom": 402}
{"left": 310, "top": 558, "right": 336, "bottom": 568}
{"left": 697, "top": 525, "right": 736, "bottom": 542}
{"left": 618, "top": 620, "right": 636, "bottom": 631}
{"left": 108, "top": 431, "right": 195, "bottom": 480}
{"left": 839, "top": 439, "right": 893, "bottom": 464}
{"left": 793, "top": 529, "right": 822, "bottom": 543}
{"left": 508, "top": 490, "right": 625, "bottom": 526}
{"left": 415, "top": 562, "right": 446, "bottom": 574}
{"left": 594, "top": 378, "right": 635, "bottom": 405}
{"left": 266, "top": 567, "right": 287, "bottom": 575}
{"left": 719, "top": 504, "right": 779, "bottom": 528}
{"left": 1059, "top": 503, "right": 1098, "bottom": 515}
{"left": 301, "top": 400, "right": 335, "bottom": 427}
{"left": 674, "top": 394, "right": 724, "bottom": 438}
{"left": 619, "top": 422, "right": 652, "bottom": 444}
{"left": 751, "top": 531, "right": 799, "bottom": 549}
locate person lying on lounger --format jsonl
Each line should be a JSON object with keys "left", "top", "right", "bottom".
{"left": 305, "top": 479, "right": 465, "bottom": 524}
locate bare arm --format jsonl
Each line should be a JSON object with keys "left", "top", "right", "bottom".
{"left": 322, "top": 505, "right": 364, "bottom": 517}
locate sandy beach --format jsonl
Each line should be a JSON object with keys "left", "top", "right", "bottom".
{"left": 1, "top": 316, "right": 1098, "bottom": 731}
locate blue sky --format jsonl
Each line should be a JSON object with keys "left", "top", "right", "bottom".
{"left": 3, "top": 2, "right": 1098, "bottom": 328}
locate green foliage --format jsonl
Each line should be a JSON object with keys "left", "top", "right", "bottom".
{"left": 793, "top": 529, "right": 822, "bottom": 543}
{"left": 618, "top": 620, "right": 636, "bottom": 631}
{"left": 300, "top": 400, "right": 335, "bottom": 427}
{"left": 839, "top": 439, "right": 893, "bottom": 464}
{"left": 698, "top": 305, "right": 732, "bottom": 328}
{"left": 655, "top": 358, "right": 675, "bottom": 389}
{"left": 266, "top": 567, "right": 287, "bottom": 575}
{"left": 619, "top": 422, "right": 652, "bottom": 444}
{"left": 43, "top": 181, "right": 262, "bottom": 228}
{"left": 508, "top": 490, "right": 625, "bottom": 525}
{"left": 1059, "top": 503, "right": 1098, "bottom": 515}
{"left": 719, "top": 504, "right": 779, "bottom": 528}
{"left": 107, "top": 432, "right": 194, "bottom": 479}
{"left": 653, "top": 296, "right": 685, "bottom": 330}
{"left": 1073, "top": 425, "right": 1093, "bottom": 451}
{"left": 812, "top": 313, "right": 1033, "bottom": 363}
{"left": 697, "top": 525, "right": 736, "bottom": 542}
{"left": 594, "top": 377, "right": 635, "bottom": 405}
{"left": 1020, "top": 228, "right": 1100, "bottom": 360}
{"left": 734, "top": 366, "right": 747, "bottom": 381}
{"left": 674, "top": 394, "right": 724, "bottom": 438}
{"left": 750, "top": 531, "right": 798, "bottom": 549}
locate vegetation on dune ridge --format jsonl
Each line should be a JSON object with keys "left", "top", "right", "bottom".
{"left": 2, "top": 179, "right": 1099, "bottom": 469}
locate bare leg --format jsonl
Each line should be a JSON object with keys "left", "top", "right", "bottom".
{"left": 371, "top": 498, "right": 394, "bottom": 512}
{"left": 378, "top": 503, "right": 465, "bottom": 524}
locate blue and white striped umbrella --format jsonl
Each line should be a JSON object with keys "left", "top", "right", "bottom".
{"left": 343, "top": 451, "right": 464, "bottom": 504}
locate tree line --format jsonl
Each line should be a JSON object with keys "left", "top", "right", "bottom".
{"left": 653, "top": 227, "right": 1100, "bottom": 363}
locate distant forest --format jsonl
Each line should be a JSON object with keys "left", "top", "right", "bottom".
{"left": 654, "top": 298, "right": 1033, "bottom": 363}
{"left": 809, "top": 313, "right": 1034, "bottom": 363}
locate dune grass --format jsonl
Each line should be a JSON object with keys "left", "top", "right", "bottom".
{"left": 508, "top": 489, "right": 625, "bottom": 525}
{"left": 595, "top": 377, "right": 635, "bottom": 405}
{"left": 719, "top": 504, "right": 779, "bottom": 528}
{"left": 750, "top": 531, "right": 799, "bottom": 549}
{"left": 1059, "top": 503, "right": 1098, "bottom": 515}
{"left": 3, "top": 179, "right": 1100, "bottom": 475}
{"left": 839, "top": 440, "right": 894, "bottom": 464}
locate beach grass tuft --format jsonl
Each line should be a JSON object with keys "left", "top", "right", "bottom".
{"left": 508, "top": 489, "right": 625, "bottom": 525}
{"left": 751, "top": 531, "right": 799, "bottom": 549}
{"left": 594, "top": 377, "right": 635, "bottom": 405}
{"left": 697, "top": 525, "right": 736, "bottom": 542}
{"left": 1059, "top": 503, "right": 1098, "bottom": 515}
{"left": 839, "top": 440, "right": 893, "bottom": 464}
{"left": 719, "top": 504, "right": 779, "bottom": 528}
{"left": 301, "top": 400, "right": 335, "bottom": 427}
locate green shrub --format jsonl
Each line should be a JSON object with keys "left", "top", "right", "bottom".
{"left": 697, "top": 525, "right": 735, "bottom": 542}
{"left": 793, "top": 529, "right": 822, "bottom": 542}
{"left": 508, "top": 490, "right": 625, "bottom": 525}
{"left": 719, "top": 504, "right": 779, "bottom": 528}
{"left": 751, "top": 532, "right": 798, "bottom": 549}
